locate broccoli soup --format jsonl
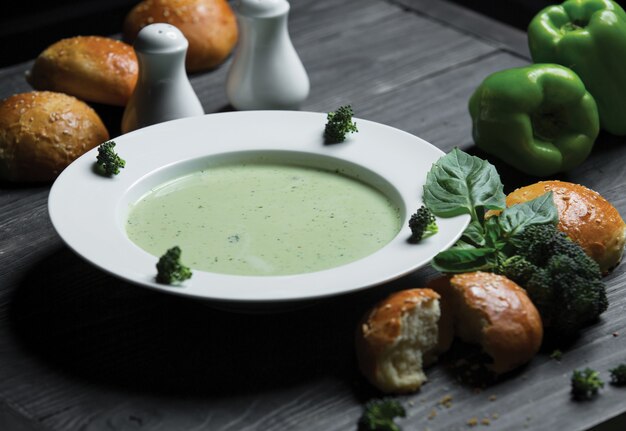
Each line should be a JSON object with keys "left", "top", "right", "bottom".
{"left": 126, "top": 163, "right": 402, "bottom": 275}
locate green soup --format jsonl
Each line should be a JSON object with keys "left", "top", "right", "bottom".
{"left": 126, "top": 163, "right": 402, "bottom": 275}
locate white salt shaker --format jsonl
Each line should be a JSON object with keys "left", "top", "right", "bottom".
{"left": 226, "top": 0, "right": 310, "bottom": 110}
{"left": 122, "top": 24, "right": 204, "bottom": 134}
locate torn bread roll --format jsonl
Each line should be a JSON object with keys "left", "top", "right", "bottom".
{"left": 27, "top": 36, "right": 138, "bottom": 106}
{"left": 355, "top": 288, "right": 453, "bottom": 393}
{"left": 430, "top": 272, "right": 543, "bottom": 374}
{"left": 504, "top": 181, "right": 625, "bottom": 274}
{"left": 0, "top": 91, "right": 109, "bottom": 182}
{"left": 123, "top": 0, "right": 238, "bottom": 73}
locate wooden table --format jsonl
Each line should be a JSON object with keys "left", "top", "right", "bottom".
{"left": 1, "top": 1, "right": 625, "bottom": 430}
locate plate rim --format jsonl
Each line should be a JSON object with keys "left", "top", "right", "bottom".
{"left": 49, "top": 111, "right": 469, "bottom": 305}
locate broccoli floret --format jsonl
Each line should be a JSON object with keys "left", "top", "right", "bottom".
{"left": 500, "top": 256, "right": 555, "bottom": 321}
{"left": 500, "top": 224, "right": 607, "bottom": 338}
{"left": 498, "top": 255, "right": 536, "bottom": 284}
{"left": 324, "top": 105, "right": 358, "bottom": 144}
{"left": 96, "top": 140, "right": 126, "bottom": 176}
{"left": 548, "top": 260, "right": 607, "bottom": 333}
{"left": 571, "top": 368, "right": 604, "bottom": 400}
{"left": 517, "top": 225, "right": 600, "bottom": 277}
{"left": 408, "top": 205, "right": 438, "bottom": 243}
{"left": 549, "top": 349, "right": 563, "bottom": 361}
{"left": 358, "top": 398, "right": 406, "bottom": 431}
{"left": 609, "top": 364, "right": 626, "bottom": 386}
{"left": 156, "top": 246, "right": 192, "bottom": 284}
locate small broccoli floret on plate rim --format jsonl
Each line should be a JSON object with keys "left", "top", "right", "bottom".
{"left": 156, "top": 246, "right": 192, "bottom": 285}
{"left": 324, "top": 105, "right": 358, "bottom": 144}
{"left": 96, "top": 140, "right": 126, "bottom": 176}
{"left": 408, "top": 205, "right": 438, "bottom": 243}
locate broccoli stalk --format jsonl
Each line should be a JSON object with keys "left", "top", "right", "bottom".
{"left": 609, "top": 364, "right": 626, "bottom": 386}
{"left": 358, "top": 398, "right": 406, "bottom": 431}
{"left": 324, "top": 105, "right": 358, "bottom": 144}
{"left": 408, "top": 205, "right": 438, "bottom": 243}
{"left": 499, "top": 224, "right": 607, "bottom": 338}
{"left": 571, "top": 368, "right": 604, "bottom": 400}
{"left": 96, "top": 140, "right": 126, "bottom": 176}
{"left": 156, "top": 246, "right": 192, "bottom": 284}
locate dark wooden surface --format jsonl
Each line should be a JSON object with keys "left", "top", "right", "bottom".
{"left": 1, "top": 0, "right": 626, "bottom": 430}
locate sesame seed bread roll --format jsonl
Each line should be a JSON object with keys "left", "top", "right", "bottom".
{"left": 123, "top": 0, "right": 238, "bottom": 73}
{"left": 0, "top": 92, "right": 109, "bottom": 182}
{"left": 27, "top": 36, "right": 138, "bottom": 106}
{"left": 430, "top": 273, "right": 543, "bottom": 374}
{"left": 504, "top": 181, "right": 626, "bottom": 274}
{"left": 355, "top": 288, "right": 453, "bottom": 393}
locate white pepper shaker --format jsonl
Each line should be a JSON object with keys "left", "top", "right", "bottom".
{"left": 226, "top": 0, "right": 310, "bottom": 110}
{"left": 122, "top": 23, "right": 204, "bottom": 134}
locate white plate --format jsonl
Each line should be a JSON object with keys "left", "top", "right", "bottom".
{"left": 49, "top": 111, "right": 469, "bottom": 307}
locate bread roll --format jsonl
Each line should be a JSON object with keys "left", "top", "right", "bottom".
{"left": 0, "top": 91, "right": 109, "bottom": 182}
{"left": 504, "top": 181, "right": 626, "bottom": 274}
{"left": 27, "top": 36, "right": 138, "bottom": 106}
{"left": 430, "top": 272, "right": 543, "bottom": 374}
{"left": 355, "top": 288, "right": 453, "bottom": 393}
{"left": 123, "top": 0, "right": 238, "bottom": 73}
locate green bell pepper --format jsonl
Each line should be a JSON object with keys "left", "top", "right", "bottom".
{"left": 528, "top": 0, "right": 626, "bottom": 135}
{"left": 469, "top": 64, "right": 599, "bottom": 177}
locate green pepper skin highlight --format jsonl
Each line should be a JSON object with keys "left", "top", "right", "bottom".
{"left": 528, "top": 0, "right": 626, "bottom": 135}
{"left": 469, "top": 64, "right": 599, "bottom": 177}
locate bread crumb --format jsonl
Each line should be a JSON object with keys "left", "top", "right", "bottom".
{"left": 488, "top": 395, "right": 497, "bottom": 401}
{"left": 439, "top": 394, "right": 453, "bottom": 408}
{"left": 428, "top": 409, "right": 437, "bottom": 420}
{"left": 481, "top": 418, "right": 491, "bottom": 426}
{"left": 467, "top": 417, "right": 478, "bottom": 427}
{"left": 492, "top": 413, "right": 499, "bottom": 419}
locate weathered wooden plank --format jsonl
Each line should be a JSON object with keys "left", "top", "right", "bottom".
{"left": 0, "top": 50, "right": 623, "bottom": 431}
{"left": 392, "top": 0, "right": 531, "bottom": 59}
{"left": 0, "top": 0, "right": 625, "bottom": 430}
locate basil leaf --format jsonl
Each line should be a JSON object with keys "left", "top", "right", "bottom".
{"left": 498, "top": 192, "right": 558, "bottom": 240}
{"left": 423, "top": 147, "right": 506, "bottom": 221}
{"left": 431, "top": 246, "right": 497, "bottom": 273}
{"left": 484, "top": 216, "right": 507, "bottom": 249}
{"left": 462, "top": 220, "right": 486, "bottom": 247}
{"left": 450, "top": 240, "right": 479, "bottom": 250}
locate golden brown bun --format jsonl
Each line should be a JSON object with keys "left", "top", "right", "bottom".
{"left": 355, "top": 288, "right": 451, "bottom": 393}
{"left": 430, "top": 272, "right": 543, "bottom": 374}
{"left": 123, "top": 0, "right": 238, "bottom": 73}
{"left": 27, "top": 36, "right": 138, "bottom": 106}
{"left": 0, "top": 92, "right": 109, "bottom": 182}
{"left": 504, "top": 181, "right": 626, "bottom": 274}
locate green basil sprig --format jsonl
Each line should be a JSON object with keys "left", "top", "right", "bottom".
{"left": 423, "top": 147, "right": 505, "bottom": 223}
{"left": 424, "top": 148, "right": 558, "bottom": 273}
